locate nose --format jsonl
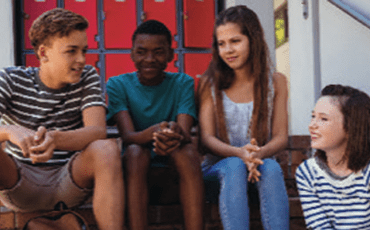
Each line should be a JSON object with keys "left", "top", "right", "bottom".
{"left": 144, "top": 52, "right": 155, "bottom": 62}
{"left": 308, "top": 118, "right": 317, "bottom": 130}
{"left": 225, "top": 42, "right": 233, "bottom": 53}
{"left": 76, "top": 50, "right": 85, "bottom": 64}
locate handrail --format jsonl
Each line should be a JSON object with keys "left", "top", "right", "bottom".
{"left": 328, "top": 0, "right": 370, "bottom": 30}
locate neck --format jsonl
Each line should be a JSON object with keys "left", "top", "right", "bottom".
{"left": 233, "top": 64, "right": 253, "bottom": 83}
{"left": 137, "top": 72, "right": 165, "bottom": 86}
{"left": 326, "top": 149, "right": 352, "bottom": 177}
{"left": 39, "top": 67, "right": 64, "bottom": 89}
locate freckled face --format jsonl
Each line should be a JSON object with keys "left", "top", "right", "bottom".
{"left": 216, "top": 22, "right": 250, "bottom": 71}
{"left": 40, "top": 30, "right": 87, "bottom": 89}
{"left": 309, "top": 96, "right": 348, "bottom": 153}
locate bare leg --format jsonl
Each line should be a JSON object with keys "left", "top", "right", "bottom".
{"left": 0, "top": 148, "right": 18, "bottom": 190}
{"left": 123, "top": 144, "right": 151, "bottom": 230}
{"left": 72, "top": 139, "right": 124, "bottom": 230}
{"left": 170, "top": 143, "right": 204, "bottom": 230}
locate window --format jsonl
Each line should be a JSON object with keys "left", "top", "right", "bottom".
{"left": 275, "top": 3, "right": 288, "bottom": 48}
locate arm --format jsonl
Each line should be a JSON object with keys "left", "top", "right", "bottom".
{"left": 296, "top": 163, "right": 334, "bottom": 229}
{"left": 113, "top": 110, "right": 162, "bottom": 146}
{"left": 253, "top": 72, "right": 289, "bottom": 159}
{"left": 29, "top": 106, "right": 106, "bottom": 163}
{"left": 50, "top": 105, "right": 106, "bottom": 150}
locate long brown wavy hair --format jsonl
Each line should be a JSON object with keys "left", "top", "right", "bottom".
{"left": 316, "top": 84, "right": 370, "bottom": 172}
{"left": 197, "top": 5, "right": 272, "bottom": 146}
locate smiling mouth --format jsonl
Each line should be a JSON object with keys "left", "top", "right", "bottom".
{"left": 72, "top": 67, "right": 83, "bottom": 72}
{"left": 226, "top": 57, "right": 237, "bottom": 62}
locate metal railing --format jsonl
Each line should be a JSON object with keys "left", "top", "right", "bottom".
{"left": 328, "top": 0, "right": 370, "bottom": 29}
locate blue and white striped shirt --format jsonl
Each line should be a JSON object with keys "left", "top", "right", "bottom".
{"left": 296, "top": 157, "right": 370, "bottom": 229}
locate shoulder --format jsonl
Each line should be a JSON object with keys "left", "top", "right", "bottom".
{"left": 296, "top": 158, "right": 318, "bottom": 178}
{"left": 272, "top": 72, "right": 288, "bottom": 93}
{"left": 106, "top": 72, "right": 136, "bottom": 88}
{"left": 167, "top": 72, "right": 194, "bottom": 84}
{"left": 1, "top": 66, "right": 35, "bottom": 77}
{"left": 0, "top": 66, "right": 37, "bottom": 85}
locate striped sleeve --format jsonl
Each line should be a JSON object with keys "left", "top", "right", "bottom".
{"left": 80, "top": 66, "right": 105, "bottom": 111}
{"left": 296, "top": 161, "right": 334, "bottom": 230}
{"left": 0, "top": 68, "right": 13, "bottom": 115}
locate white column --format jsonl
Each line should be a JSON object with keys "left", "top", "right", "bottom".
{"left": 0, "top": 1, "right": 15, "bottom": 68}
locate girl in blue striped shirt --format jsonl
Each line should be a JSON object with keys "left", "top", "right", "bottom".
{"left": 296, "top": 84, "right": 370, "bottom": 229}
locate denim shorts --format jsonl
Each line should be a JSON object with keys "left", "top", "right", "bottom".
{"left": 0, "top": 153, "right": 92, "bottom": 212}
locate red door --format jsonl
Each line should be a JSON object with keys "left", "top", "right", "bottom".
{"left": 183, "top": 0, "right": 215, "bottom": 48}
{"left": 25, "top": 54, "right": 39, "bottom": 67}
{"left": 183, "top": 53, "right": 212, "bottom": 90}
{"left": 23, "top": 0, "right": 57, "bottom": 50}
{"left": 85, "top": 54, "right": 100, "bottom": 74}
{"left": 143, "top": 0, "right": 177, "bottom": 48}
{"left": 104, "top": 0, "right": 137, "bottom": 49}
{"left": 65, "top": 0, "right": 99, "bottom": 49}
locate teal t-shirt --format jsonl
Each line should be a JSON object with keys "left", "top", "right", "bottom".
{"left": 106, "top": 71, "right": 197, "bottom": 131}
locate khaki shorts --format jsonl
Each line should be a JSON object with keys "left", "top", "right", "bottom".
{"left": 0, "top": 153, "right": 92, "bottom": 212}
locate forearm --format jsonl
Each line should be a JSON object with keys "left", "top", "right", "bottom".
{"left": 120, "top": 125, "right": 157, "bottom": 146}
{"left": 52, "top": 126, "right": 106, "bottom": 151}
{"left": 0, "top": 125, "right": 14, "bottom": 142}
{"left": 202, "top": 135, "right": 244, "bottom": 158}
{"left": 254, "top": 134, "right": 288, "bottom": 159}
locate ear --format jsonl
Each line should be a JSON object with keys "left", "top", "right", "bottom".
{"left": 167, "top": 48, "right": 174, "bottom": 63}
{"left": 38, "top": 45, "right": 48, "bottom": 63}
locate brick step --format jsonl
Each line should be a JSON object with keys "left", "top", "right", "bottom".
{"left": 0, "top": 135, "right": 310, "bottom": 229}
{"left": 0, "top": 197, "right": 304, "bottom": 230}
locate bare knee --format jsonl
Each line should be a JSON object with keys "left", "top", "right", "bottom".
{"left": 87, "top": 139, "right": 122, "bottom": 171}
{"left": 123, "top": 144, "right": 151, "bottom": 176}
{"left": 171, "top": 143, "right": 202, "bottom": 175}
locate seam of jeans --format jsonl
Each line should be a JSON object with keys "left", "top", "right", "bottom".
{"left": 258, "top": 180, "right": 271, "bottom": 230}
{"left": 219, "top": 173, "right": 232, "bottom": 230}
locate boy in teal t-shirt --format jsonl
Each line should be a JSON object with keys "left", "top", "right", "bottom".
{"left": 106, "top": 20, "right": 204, "bottom": 230}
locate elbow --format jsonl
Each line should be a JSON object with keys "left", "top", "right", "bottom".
{"left": 281, "top": 134, "right": 289, "bottom": 149}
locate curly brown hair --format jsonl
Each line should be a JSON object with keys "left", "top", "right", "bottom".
{"left": 29, "top": 8, "right": 88, "bottom": 59}
{"left": 197, "top": 5, "right": 271, "bottom": 146}
{"left": 316, "top": 84, "right": 370, "bottom": 172}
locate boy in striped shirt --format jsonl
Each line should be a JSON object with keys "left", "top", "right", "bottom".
{"left": 0, "top": 8, "right": 124, "bottom": 230}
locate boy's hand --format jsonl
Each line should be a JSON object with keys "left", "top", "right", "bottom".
{"left": 29, "top": 126, "right": 56, "bottom": 163}
{"left": 153, "top": 129, "right": 181, "bottom": 155}
{"left": 152, "top": 122, "right": 184, "bottom": 155}
{"left": 6, "top": 125, "right": 37, "bottom": 158}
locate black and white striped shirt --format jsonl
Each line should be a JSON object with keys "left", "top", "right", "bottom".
{"left": 0, "top": 65, "right": 105, "bottom": 165}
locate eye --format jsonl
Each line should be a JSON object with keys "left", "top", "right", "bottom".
{"left": 231, "top": 39, "right": 240, "bottom": 43}
{"left": 67, "top": 49, "right": 76, "bottom": 54}
{"left": 217, "top": 41, "right": 224, "bottom": 47}
{"left": 82, "top": 49, "right": 87, "bottom": 54}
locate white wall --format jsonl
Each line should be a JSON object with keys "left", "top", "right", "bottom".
{"left": 0, "top": 1, "right": 15, "bottom": 69}
{"left": 288, "top": 0, "right": 317, "bottom": 135}
{"left": 288, "top": 0, "right": 370, "bottom": 135}
{"left": 319, "top": 0, "right": 370, "bottom": 95}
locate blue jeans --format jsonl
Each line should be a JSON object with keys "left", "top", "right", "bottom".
{"left": 203, "top": 157, "right": 289, "bottom": 230}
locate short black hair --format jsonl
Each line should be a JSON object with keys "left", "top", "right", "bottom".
{"left": 132, "top": 20, "right": 172, "bottom": 46}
